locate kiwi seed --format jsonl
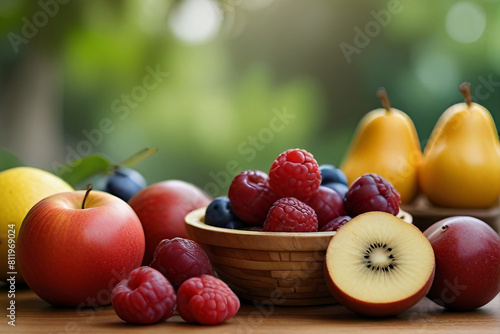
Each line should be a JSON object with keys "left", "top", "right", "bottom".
{"left": 363, "top": 242, "right": 397, "bottom": 272}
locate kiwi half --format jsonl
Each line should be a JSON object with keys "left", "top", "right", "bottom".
{"left": 324, "top": 211, "right": 435, "bottom": 317}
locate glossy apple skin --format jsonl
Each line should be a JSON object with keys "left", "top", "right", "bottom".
{"left": 424, "top": 216, "right": 500, "bottom": 310}
{"left": 324, "top": 260, "right": 434, "bottom": 317}
{"left": 18, "top": 190, "right": 145, "bottom": 307}
{"left": 128, "top": 180, "right": 212, "bottom": 265}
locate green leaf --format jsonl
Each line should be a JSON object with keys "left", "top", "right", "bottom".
{"left": 0, "top": 149, "right": 24, "bottom": 172}
{"left": 120, "top": 147, "right": 158, "bottom": 167}
{"left": 55, "top": 148, "right": 158, "bottom": 188}
{"left": 56, "top": 155, "right": 113, "bottom": 187}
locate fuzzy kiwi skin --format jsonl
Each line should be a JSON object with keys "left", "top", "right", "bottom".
{"left": 324, "top": 259, "right": 435, "bottom": 317}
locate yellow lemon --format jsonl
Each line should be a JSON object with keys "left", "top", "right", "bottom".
{"left": 0, "top": 167, "right": 74, "bottom": 282}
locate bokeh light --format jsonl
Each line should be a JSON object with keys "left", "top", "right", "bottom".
{"left": 168, "top": 0, "right": 222, "bottom": 44}
{"left": 446, "top": 1, "right": 486, "bottom": 44}
{"left": 412, "top": 42, "right": 461, "bottom": 95}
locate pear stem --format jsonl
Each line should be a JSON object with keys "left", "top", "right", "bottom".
{"left": 82, "top": 184, "right": 93, "bottom": 209}
{"left": 377, "top": 87, "right": 392, "bottom": 112}
{"left": 459, "top": 82, "right": 472, "bottom": 107}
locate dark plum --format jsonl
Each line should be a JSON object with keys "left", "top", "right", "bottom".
{"left": 104, "top": 167, "right": 147, "bottom": 202}
{"left": 228, "top": 170, "right": 279, "bottom": 225}
{"left": 320, "top": 216, "right": 352, "bottom": 231}
{"left": 305, "top": 186, "right": 346, "bottom": 230}
{"left": 150, "top": 238, "right": 214, "bottom": 290}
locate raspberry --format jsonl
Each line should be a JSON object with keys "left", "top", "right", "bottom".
{"left": 111, "top": 266, "right": 176, "bottom": 325}
{"left": 305, "top": 186, "right": 346, "bottom": 229}
{"left": 320, "top": 215, "right": 351, "bottom": 231}
{"left": 344, "top": 173, "right": 401, "bottom": 216}
{"left": 268, "top": 149, "right": 321, "bottom": 201}
{"left": 150, "top": 238, "right": 214, "bottom": 290}
{"left": 176, "top": 275, "right": 240, "bottom": 325}
{"left": 263, "top": 197, "right": 318, "bottom": 232}
{"left": 228, "top": 170, "right": 279, "bottom": 225}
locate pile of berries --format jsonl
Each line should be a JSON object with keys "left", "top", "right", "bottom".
{"left": 205, "top": 148, "right": 401, "bottom": 232}
{"left": 111, "top": 237, "right": 239, "bottom": 325}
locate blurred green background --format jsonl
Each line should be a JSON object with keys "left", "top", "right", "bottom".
{"left": 1, "top": 0, "right": 499, "bottom": 196}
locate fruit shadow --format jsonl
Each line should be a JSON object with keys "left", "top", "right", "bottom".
{"left": 237, "top": 296, "right": 499, "bottom": 328}
{"left": 321, "top": 297, "right": 499, "bottom": 326}
{"left": 101, "top": 313, "right": 236, "bottom": 330}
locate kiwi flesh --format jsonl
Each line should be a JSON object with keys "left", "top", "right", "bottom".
{"left": 324, "top": 211, "right": 435, "bottom": 316}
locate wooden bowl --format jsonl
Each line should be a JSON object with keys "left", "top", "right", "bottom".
{"left": 402, "top": 195, "right": 500, "bottom": 233}
{"left": 185, "top": 208, "right": 412, "bottom": 306}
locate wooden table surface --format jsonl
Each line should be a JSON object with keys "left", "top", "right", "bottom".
{"left": 2, "top": 287, "right": 499, "bottom": 333}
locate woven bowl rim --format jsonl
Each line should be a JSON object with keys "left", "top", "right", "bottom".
{"left": 185, "top": 207, "right": 412, "bottom": 251}
{"left": 185, "top": 207, "right": 335, "bottom": 251}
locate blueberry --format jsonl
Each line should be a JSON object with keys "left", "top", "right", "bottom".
{"left": 224, "top": 220, "right": 247, "bottom": 229}
{"left": 104, "top": 167, "right": 147, "bottom": 202}
{"left": 323, "top": 182, "right": 349, "bottom": 198}
{"left": 205, "top": 197, "right": 236, "bottom": 228}
{"left": 319, "top": 164, "right": 348, "bottom": 186}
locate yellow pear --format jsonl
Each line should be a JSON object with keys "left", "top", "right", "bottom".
{"left": 340, "top": 88, "right": 422, "bottom": 204}
{"left": 419, "top": 82, "right": 500, "bottom": 208}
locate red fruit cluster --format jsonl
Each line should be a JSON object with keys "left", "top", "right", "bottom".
{"left": 112, "top": 238, "right": 240, "bottom": 326}
{"left": 228, "top": 149, "right": 345, "bottom": 232}
{"left": 227, "top": 149, "right": 401, "bottom": 233}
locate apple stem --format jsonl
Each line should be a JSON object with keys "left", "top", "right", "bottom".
{"left": 377, "top": 87, "right": 392, "bottom": 113}
{"left": 82, "top": 184, "right": 93, "bottom": 209}
{"left": 459, "top": 82, "right": 472, "bottom": 107}
{"left": 441, "top": 224, "right": 448, "bottom": 231}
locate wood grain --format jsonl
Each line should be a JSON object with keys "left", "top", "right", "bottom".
{"left": 2, "top": 288, "right": 499, "bottom": 333}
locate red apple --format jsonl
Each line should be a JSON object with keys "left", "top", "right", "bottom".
{"left": 128, "top": 180, "right": 212, "bottom": 265}
{"left": 18, "top": 188, "right": 145, "bottom": 307}
{"left": 424, "top": 216, "right": 500, "bottom": 311}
